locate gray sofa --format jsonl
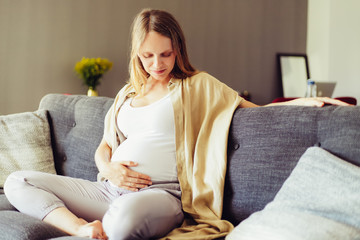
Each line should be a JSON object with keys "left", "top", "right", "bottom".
{"left": 0, "top": 93, "right": 359, "bottom": 240}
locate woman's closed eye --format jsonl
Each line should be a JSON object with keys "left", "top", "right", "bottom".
{"left": 161, "top": 52, "right": 173, "bottom": 57}
{"left": 142, "top": 53, "right": 153, "bottom": 59}
{"left": 142, "top": 52, "right": 173, "bottom": 59}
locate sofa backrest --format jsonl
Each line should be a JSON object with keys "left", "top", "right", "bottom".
{"left": 223, "top": 105, "right": 360, "bottom": 225}
{"left": 39, "top": 94, "right": 113, "bottom": 181}
{"left": 39, "top": 94, "right": 360, "bottom": 226}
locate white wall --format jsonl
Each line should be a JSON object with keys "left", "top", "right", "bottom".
{"left": 306, "top": 0, "right": 330, "bottom": 81}
{"left": 307, "top": 0, "right": 360, "bottom": 104}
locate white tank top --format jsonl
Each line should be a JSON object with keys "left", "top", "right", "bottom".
{"left": 111, "top": 93, "right": 178, "bottom": 183}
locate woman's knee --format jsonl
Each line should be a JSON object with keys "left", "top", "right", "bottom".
{"left": 4, "top": 171, "right": 53, "bottom": 209}
{"left": 4, "top": 171, "right": 30, "bottom": 195}
{"left": 103, "top": 190, "right": 183, "bottom": 240}
{"left": 4, "top": 171, "right": 32, "bottom": 211}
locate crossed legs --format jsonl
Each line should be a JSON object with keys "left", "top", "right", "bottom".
{"left": 4, "top": 171, "right": 183, "bottom": 240}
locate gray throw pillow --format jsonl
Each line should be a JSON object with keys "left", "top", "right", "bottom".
{"left": 0, "top": 110, "right": 56, "bottom": 187}
{"left": 227, "top": 147, "right": 360, "bottom": 240}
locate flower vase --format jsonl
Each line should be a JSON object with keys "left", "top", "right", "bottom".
{"left": 87, "top": 87, "right": 98, "bottom": 97}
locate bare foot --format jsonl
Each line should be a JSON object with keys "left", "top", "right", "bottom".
{"left": 77, "top": 219, "right": 107, "bottom": 239}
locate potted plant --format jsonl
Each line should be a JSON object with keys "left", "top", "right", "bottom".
{"left": 74, "top": 57, "right": 113, "bottom": 96}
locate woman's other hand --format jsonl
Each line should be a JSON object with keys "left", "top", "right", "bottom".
{"left": 285, "top": 97, "right": 352, "bottom": 107}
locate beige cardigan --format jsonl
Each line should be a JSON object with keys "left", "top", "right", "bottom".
{"left": 103, "top": 72, "right": 243, "bottom": 239}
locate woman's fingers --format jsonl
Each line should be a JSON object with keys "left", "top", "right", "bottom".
{"left": 119, "top": 161, "right": 152, "bottom": 181}
{"left": 320, "top": 97, "right": 352, "bottom": 106}
{"left": 121, "top": 174, "right": 152, "bottom": 187}
{"left": 289, "top": 97, "right": 352, "bottom": 107}
{"left": 119, "top": 160, "right": 138, "bottom": 167}
{"left": 108, "top": 161, "right": 152, "bottom": 191}
{"left": 120, "top": 178, "right": 150, "bottom": 191}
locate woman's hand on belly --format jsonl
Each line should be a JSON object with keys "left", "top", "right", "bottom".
{"left": 107, "top": 161, "right": 152, "bottom": 191}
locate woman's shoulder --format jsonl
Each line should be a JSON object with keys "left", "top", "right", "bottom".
{"left": 185, "top": 71, "right": 223, "bottom": 88}
{"left": 110, "top": 82, "right": 136, "bottom": 110}
{"left": 183, "top": 71, "right": 239, "bottom": 98}
{"left": 189, "top": 71, "right": 213, "bottom": 80}
{"left": 115, "top": 82, "right": 135, "bottom": 98}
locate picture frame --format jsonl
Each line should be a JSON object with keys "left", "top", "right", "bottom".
{"left": 277, "top": 53, "right": 310, "bottom": 98}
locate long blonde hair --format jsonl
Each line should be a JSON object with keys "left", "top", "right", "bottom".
{"left": 129, "top": 9, "right": 197, "bottom": 94}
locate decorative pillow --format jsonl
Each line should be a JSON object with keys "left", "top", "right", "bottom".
{"left": 0, "top": 110, "right": 56, "bottom": 187}
{"left": 226, "top": 147, "right": 360, "bottom": 240}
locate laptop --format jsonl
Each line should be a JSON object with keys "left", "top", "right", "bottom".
{"left": 315, "top": 82, "right": 337, "bottom": 97}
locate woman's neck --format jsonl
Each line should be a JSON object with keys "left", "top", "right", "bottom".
{"left": 132, "top": 77, "right": 171, "bottom": 107}
{"left": 146, "top": 77, "right": 169, "bottom": 91}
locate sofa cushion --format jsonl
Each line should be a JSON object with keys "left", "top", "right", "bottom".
{"left": 39, "top": 94, "right": 114, "bottom": 181}
{"left": 223, "top": 106, "right": 360, "bottom": 225}
{"left": 0, "top": 110, "right": 56, "bottom": 187}
{"left": 226, "top": 147, "right": 360, "bottom": 240}
{"left": 0, "top": 194, "right": 15, "bottom": 211}
{"left": 0, "top": 211, "right": 67, "bottom": 239}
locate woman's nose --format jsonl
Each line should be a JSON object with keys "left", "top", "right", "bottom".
{"left": 153, "top": 56, "right": 161, "bottom": 68}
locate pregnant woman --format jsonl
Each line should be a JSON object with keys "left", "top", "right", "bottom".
{"left": 4, "top": 8, "right": 349, "bottom": 240}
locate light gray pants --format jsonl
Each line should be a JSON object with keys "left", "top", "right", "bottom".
{"left": 4, "top": 171, "right": 184, "bottom": 240}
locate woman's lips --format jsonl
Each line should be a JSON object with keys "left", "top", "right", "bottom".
{"left": 152, "top": 69, "right": 166, "bottom": 75}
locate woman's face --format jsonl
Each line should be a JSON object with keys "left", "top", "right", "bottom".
{"left": 138, "top": 31, "right": 176, "bottom": 83}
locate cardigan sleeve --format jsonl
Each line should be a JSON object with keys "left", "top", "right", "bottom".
{"left": 165, "top": 72, "right": 243, "bottom": 239}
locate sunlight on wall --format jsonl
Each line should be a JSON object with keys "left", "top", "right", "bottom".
{"left": 307, "top": 0, "right": 360, "bottom": 103}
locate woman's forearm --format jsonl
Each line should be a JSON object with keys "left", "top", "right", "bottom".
{"left": 94, "top": 138, "right": 113, "bottom": 179}
{"left": 239, "top": 97, "right": 351, "bottom": 108}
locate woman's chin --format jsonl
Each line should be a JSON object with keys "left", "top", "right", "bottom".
{"left": 150, "top": 73, "right": 171, "bottom": 82}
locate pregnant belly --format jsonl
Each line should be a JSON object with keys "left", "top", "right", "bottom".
{"left": 111, "top": 137, "right": 178, "bottom": 183}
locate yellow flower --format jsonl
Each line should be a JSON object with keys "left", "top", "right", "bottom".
{"left": 74, "top": 57, "right": 113, "bottom": 89}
